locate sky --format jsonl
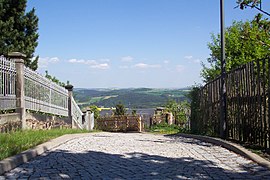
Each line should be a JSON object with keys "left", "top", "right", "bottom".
{"left": 26, "top": 0, "right": 270, "bottom": 89}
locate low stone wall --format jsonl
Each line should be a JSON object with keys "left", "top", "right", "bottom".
{"left": 0, "top": 113, "right": 20, "bottom": 125}
{"left": 0, "top": 121, "right": 21, "bottom": 133}
{"left": 0, "top": 112, "right": 71, "bottom": 133}
{"left": 26, "top": 119, "right": 71, "bottom": 130}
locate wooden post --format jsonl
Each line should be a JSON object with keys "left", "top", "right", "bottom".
{"left": 8, "top": 52, "right": 27, "bottom": 129}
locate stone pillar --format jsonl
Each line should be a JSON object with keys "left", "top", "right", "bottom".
{"left": 83, "top": 110, "right": 89, "bottom": 130}
{"left": 65, "top": 84, "right": 74, "bottom": 128}
{"left": 168, "top": 112, "right": 173, "bottom": 125}
{"left": 8, "top": 52, "right": 27, "bottom": 129}
{"left": 138, "top": 116, "right": 142, "bottom": 132}
{"left": 89, "top": 112, "right": 95, "bottom": 130}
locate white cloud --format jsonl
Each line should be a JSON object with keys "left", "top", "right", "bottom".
{"left": 121, "top": 56, "right": 133, "bottom": 62}
{"left": 184, "top": 55, "right": 193, "bottom": 60}
{"left": 184, "top": 56, "right": 201, "bottom": 64}
{"left": 176, "top": 65, "right": 185, "bottom": 72}
{"left": 68, "top": 58, "right": 110, "bottom": 70}
{"left": 134, "top": 63, "right": 161, "bottom": 69}
{"left": 38, "top": 57, "right": 60, "bottom": 68}
{"left": 163, "top": 60, "right": 169, "bottom": 64}
{"left": 91, "top": 63, "right": 109, "bottom": 70}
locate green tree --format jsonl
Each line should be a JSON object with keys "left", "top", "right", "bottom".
{"left": 236, "top": 0, "right": 270, "bottom": 16}
{"left": 45, "top": 70, "right": 66, "bottom": 87}
{"left": 113, "top": 103, "right": 126, "bottom": 116}
{"left": 131, "top": 109, "right": 137, "bottom": 116}
{"left": 165, "top": 100, "right": 190, "bottom": 126}
{"left": 201, "top": 14, "right": 270, "bottom": 82}
{"left": 0, "top": 0, "right": 39, "bottom": 70}
{"left": 89, "top": 105, "right": 100, "bottom": 120}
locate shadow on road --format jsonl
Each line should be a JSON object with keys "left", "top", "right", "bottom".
{"left": 3, "top": 148, "right": 269, "bottom": 179}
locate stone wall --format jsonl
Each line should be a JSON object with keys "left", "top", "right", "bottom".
{"left": 0, "top": 112, "right": 71, "bottom": 133}
{"left": 0, "top": 121, "right": 21, "bottom": 133}
{"left": 26, "top": 119, "right": 71, "bottom": 130}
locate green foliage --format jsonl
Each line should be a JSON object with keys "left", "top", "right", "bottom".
{"left": 202, "top": 15, "right": 270, "bottom": 82}
{"left": 89, "top": 105, "right": 100, "bottom": 120}
{"left": 237, "top": 0, "right": 261, "bottom": 9}
{"left": 236, "top": 0, "right": 270, "bottom": 16}
{"left": 0, "top": 0, "right": 39, "bottom": 70}
{"left": 131, "top": 109, "right": 137, "bottom": 116}
{"left": 74, "top": 88, "right": 190, "bottom": 109}
{"left": 187, "top": 86, "right": 202, "bottom": 134}
{"left": 45, "top": 70, "right": 66, "bottom": 87}
{"left": 149, "top": 123, "right": 189, "bottom": 134}
{"left": 113, "top": 102, "right": 126, "bottom": 116}
{"left": 165, "top": 100, "right": 190, "bottom": 126}
{"left": 0, "top": 129, "right": 89, "bottom": 160}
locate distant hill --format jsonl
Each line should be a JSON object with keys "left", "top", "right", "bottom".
{"left": 73, "top": 88, "right": 191, "bottom": 109}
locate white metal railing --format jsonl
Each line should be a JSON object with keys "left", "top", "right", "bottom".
{"left": 24, "top": 66, "right": 68, "bottom": 116}
{"left": 71, "top": 96, "right": 83, "bottom": 129}
{"left": 0, "top": 56, "right": 16, "bottom": 110}
{"left": 0, "top": 55, "right": 85, "bottom": 130}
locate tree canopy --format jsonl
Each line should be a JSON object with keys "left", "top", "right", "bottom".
{"left": 0, "top": 0, "right": 39, "bottom": 70}
{"left": 201, "top": 14, "right": 270, "bottom": 82}
{"left": 113, "top": 103, "right": 126, "bottom": 116}
{"left": 45, "top": 70, "right": 67, "bottom": 87}
{"left": 236, "top": 0, "right": 270, "bottom": 16}
{"left": 165, "top": 100, "right": 189, "bottom": 126}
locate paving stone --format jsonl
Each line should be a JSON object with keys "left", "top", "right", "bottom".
{"left": 1, "top": 132, "right": 270, "bottom": 179}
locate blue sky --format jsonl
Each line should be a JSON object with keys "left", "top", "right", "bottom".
{"left": 26, "top": 0, "right": 270, "bottom": 88}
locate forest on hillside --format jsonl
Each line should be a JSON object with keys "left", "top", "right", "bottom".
{"left": 73, "top": 88, "right": 191, "bottom": 109}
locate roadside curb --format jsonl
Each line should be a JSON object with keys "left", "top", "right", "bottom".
{"left": 0, "top": 133, "right": 91, "bottom": 175}
{"left": 177, "top": 133, "right": 270, "bottom": 170}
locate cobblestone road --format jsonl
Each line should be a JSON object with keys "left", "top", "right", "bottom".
{"left": 1, "top": 132, "right": 270, "bottom": 179}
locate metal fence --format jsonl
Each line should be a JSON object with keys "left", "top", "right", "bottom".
{"left": 0, "top": 56, "right": 16, "bottom": 110}
{"left": 24, "top": 66, "right": 68, "bottom": 116}
{"left": 191, "top": 59, "right": 270, "bottom": 149}
{"left": 0, "top": 55, "right": 86, "bottom": 130}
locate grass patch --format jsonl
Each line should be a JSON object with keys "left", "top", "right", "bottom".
{"left": 148, "top": 123, "right": 189, "bottom": 135}
{"left": 0, "top": 128, "right": 91, "bottom": 161}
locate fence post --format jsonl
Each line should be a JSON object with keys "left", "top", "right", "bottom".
{"left": 9, "top": 52, "right": 27, "bottom": 129}
{"left": 65, "top": 84, "right": 74, "bottom": 128}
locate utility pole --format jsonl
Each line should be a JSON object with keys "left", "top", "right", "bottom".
{"left": 220, "top": 0, "right": 227, "bottom": 139}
